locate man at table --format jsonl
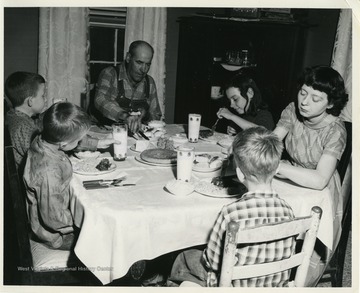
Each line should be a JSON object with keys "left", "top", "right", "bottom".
{"left": 168, "top": 127, "right": 296, "bottom": 287}
{"left": 94, "top": 40, "right": 162, "bottom": 133}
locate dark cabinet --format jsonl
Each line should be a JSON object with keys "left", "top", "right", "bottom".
{"left": 174, "top": 16, "right": 308, "bottom": 127}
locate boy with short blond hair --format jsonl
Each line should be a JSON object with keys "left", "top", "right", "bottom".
{"left": 168, "top": 127, "right": 296, "bottom": 287}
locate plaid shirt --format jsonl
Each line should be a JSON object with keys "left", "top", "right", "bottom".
{"left": 94, "top": 62, "right": 162, "bottom": 122}
{"left": 203, "top": 191, "right": 296, "bottom": 287}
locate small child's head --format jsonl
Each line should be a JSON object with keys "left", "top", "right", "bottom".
{"left": 5, "top": 71, "right": 46, "bottom": 114}
{"left": 297, "top": 66, "right": 348, "bottom": 117}
{"left": 42, "top": 102, "right": 91, "bottom": 151}
{"left": 232, "top": 127, "right": 283, "bottom": 184}
{"left": 224, "top": 73, "right": 263, "bottom": 116}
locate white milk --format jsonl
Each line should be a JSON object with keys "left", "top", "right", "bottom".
{"left": 113, "top": 129, "right": 127, "bottom": 161}
{"left": 188, "top": 114, "right": 201, "bottom": 143}
{"left": 177, "top": 146, "right": 194, "bottom": 182}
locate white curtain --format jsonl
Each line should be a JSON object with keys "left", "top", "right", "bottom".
{"left": 38, "top": 8, "right": 90, "bottom": 107}
{"left": 331, "top": 9, "right": 352, "bottom": 122}
{"left": 124, "top": 7, "right": 167, "bottom": 119}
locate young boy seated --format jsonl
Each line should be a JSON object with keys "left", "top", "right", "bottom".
{"left": 5, "top": 71, "right": 114, "bottom": 169}
{"left": 167, "top": 126, "right": 296, "bottom": 287}
{"left": 23, "top": 102, "right": 92, "bottom": 250}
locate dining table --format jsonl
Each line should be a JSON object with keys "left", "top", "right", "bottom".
{"left": 69, "top": 124, "right": 341, "bottom": 285}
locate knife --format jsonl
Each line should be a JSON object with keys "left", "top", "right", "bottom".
{"left": 84, "top": 184, "right": 136, "bottom": 190}
{"left": 138, "top": 130, "right": 150, "bottom": 140}
{"left": 83, "top": 176, "right": 126, "bottom": 186}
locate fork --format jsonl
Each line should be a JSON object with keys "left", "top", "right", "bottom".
{"left": 211, "top": 118, "right": 220, "bottom": 134}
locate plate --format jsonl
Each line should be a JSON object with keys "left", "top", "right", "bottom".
{"left": 193, "top": 163, "right": 222, "bottom": 173}
{"left": 218, "top": 138, "right": 234, "bottom": 148}
{"left": 165, "top": 179, "right": 195, "bottom": 196}
{"left": 194, "top": 178, "right": 245, "bottom": 198}
{"left": 72, "top": 158, "right": 117, "bottom": 176}
{"left": 130, "top": 145, "right": 142, "bottom": 153}
{"left": 199, "top": 132, "right": 229, "bottom": 144}
{"left": 140, "top": 148, "right": 177, "bottom": 164}
{"left": 135, "top": 155, "right": 177, "bottom": 167}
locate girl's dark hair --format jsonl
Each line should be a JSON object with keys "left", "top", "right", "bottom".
{"left": 297, "top": 66, "right": 348, "bottom": 116}
{"left": 224, "top": 73, "right": 267, "bottom": 116}
{"left": 42, "top": 102, "right": 91, "bottom": 144}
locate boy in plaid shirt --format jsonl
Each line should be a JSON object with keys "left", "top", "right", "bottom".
{"left": 168, "top": 127, "right": 296, "bottom": 287}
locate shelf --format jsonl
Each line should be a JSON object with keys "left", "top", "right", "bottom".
{"left": 220, "top": 63, "right": 257, "bottom": 71}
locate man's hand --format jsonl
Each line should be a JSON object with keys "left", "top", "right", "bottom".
{"left": 126, "top": 115, "right": 142, "bottom": 133}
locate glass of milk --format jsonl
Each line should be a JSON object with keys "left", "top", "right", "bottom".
{"left": 112, "top": 123, "right": 128, "bottom": 161}
{"left": 176, "top": 146, "right": 194, "bottom": 182}
{"left": 188, "top": 114, "right": 201, "bottom": 143}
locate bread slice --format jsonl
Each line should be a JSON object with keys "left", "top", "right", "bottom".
{"left": 140, "top": 148, "right": 177, "bottom": 164}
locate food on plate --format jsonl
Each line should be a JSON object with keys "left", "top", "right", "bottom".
{"left": 140, "top": 148, "right": 177, "bottom": 164}
{"left": 217, "top": 137, "right": 235, "bottom": 148}
{"left": 95, "top": 158, "right": 112, "bottom": 171}
{"left": 195, "top": 179, "right": 245, "bottom": 197}
{"left": 157, "top": 137, "right": 175, "bottom": 150}
{"left": 199, "top": 131, "right": 229, "bottom": 143}
{"left": 165, "top": 179, "right": 195, "bottom": 196}
{"left": 199, "top": 129, "right": 213, "bottom": 139}
{"left": 194, "top": 154, "right": 211, "bottom": 163}
{"left": 171, "top": 134, "right": 188, "bottom": 147}
{"left": 75, "top": 151, "right": 100, "bottom": 159}
{"left": 148, "top": 120, "right": 166, "bottom": 129}
{"left": 135, "top": 140, "right": 150, "bottom": 152}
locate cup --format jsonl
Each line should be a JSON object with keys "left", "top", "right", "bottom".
{"left": 176, "top": 146, "right": 194, "bottom": 182}
{"left": 188, "top": 114, "right": 201, "bottom": 143}
{"left": 112, "top": 123, "right": 128, "bottom": 161}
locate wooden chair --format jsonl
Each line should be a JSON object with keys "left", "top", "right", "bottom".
{"left": 219, "top": 206, "right": 322, "bottom": 287}
{"left": 320, "top": 121, "right": 352, "bottom": 287}
{"left": 3, "top": 126, "right": 99, "bottom": 285}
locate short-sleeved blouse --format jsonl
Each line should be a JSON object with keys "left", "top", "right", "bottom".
{"left": 276, "top": 102, "right": 347, "bottom": 247}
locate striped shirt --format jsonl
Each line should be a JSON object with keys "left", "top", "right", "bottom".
{"left": 94, "top": 62, "right": 162, "bottom": 122}
{"left": 203, "top": 191, "right": 295, "bottom": 287}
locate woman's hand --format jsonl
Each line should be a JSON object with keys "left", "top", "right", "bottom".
{"left": 217, "top": 108, "right": 234, "bottom": 120}
{"left": 227, "top": 126, "right": 237, "bottom": 136}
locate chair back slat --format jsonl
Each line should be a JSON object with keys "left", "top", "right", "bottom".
{"left": 232, "top": 252, "right": 305, "bottom": 279}
{"left": 219, "top": 206, "right": 322, "bottom": 287}
{"left": 237, "top": 217, "right": 313, "bottom": 243}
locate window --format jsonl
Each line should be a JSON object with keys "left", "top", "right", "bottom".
{"left": 89, "top": 7, "right": 127, "bottom": 87}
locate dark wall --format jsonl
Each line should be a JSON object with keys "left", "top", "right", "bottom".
{"left": 165, "top": 8, "right": 340, "bottom": 123}
{"left": 165, "top": 8, "right": 228, "bottom": 123}
{"left": 303, "top": 9, "right": 340, "bottom": 67}
{"left": 4, "top": 8, "right": 39, "bottom": 84}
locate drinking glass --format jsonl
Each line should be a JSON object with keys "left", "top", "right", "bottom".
{"left": 112, "top": 123, "right": 128, "bottom": 161}
{"left": 188, "top": 114, "right": 201, "bottom": 143}
{"left": 176, "top": 146, "right": 194, "bottom": 182}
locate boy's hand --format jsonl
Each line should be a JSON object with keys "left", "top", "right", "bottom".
{"left": 97, "top": 138, "right": 115, "bottom": 149}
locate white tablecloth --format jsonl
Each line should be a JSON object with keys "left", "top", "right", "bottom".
{"left": 70, "top": 125, "right": 337, "bottom": 285}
